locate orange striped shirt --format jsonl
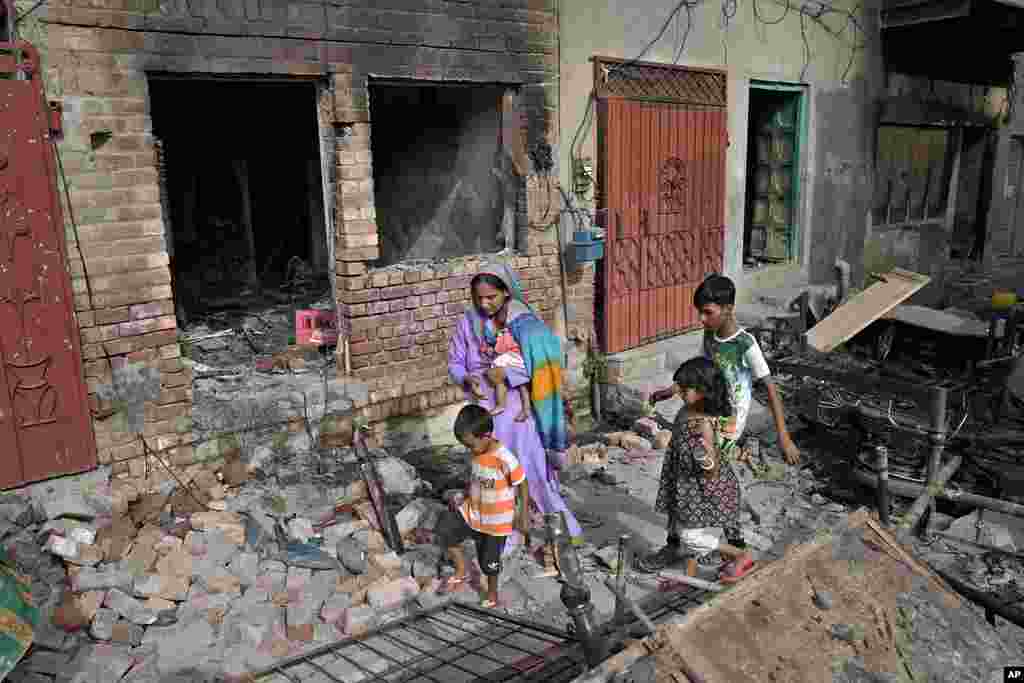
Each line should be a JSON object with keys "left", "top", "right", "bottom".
{"left": 460, "top": 443, "right": 526, "bottom": 537}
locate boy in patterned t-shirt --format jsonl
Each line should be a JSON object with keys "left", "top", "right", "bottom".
{"left": 438, "top": 405, "right": 529, "bottom": 609}
{"left": 650, "top": 274, "right": 800, "bottom": 548}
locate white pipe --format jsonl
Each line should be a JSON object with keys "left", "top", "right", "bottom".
{"left": 834, "top": 258, "right": 852, "bottom": 304}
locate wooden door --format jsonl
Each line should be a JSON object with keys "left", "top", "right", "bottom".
{"left": 0, "top": 43, "right": 97, "bottom": 488}
{"left": 596, "top": 60, "right": 727, "bottom": 354}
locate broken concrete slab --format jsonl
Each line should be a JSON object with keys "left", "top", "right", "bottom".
{"left": 111, "top": 619, "right": 145, "bottom": 646}
{"left": 132, "top": 573, "right": 190, "bottom": 601}
{"left": 374, "top": 457, "right": 420, "bottom": 496}
{"left": 367, "top": 577, "right": 419, "bottom": 610}
{"left": 337, "top": 537, "right": 368, "bottom": 575}
{"left": 25, "top": 467, "right": 114, "bottom": 521}
{"left": 190, "top": 511, "right": 246, "bottom": 546}
{"left": 72, "top": 566, "right": 134, "bottom": 593}
{"left": 141, "top": 619, "right": 216, "bottom": 675}
{"left": 104, "top": 588, "right": 158, "bottom": 625}
{"left": 52, "top": 589, "right": 105, "bottom": 632}
{"left": 228, "top": 551, "right": 260, "bottom": 587}
{"left": 946, "top": 509, "right": 1023, "bottom": 552}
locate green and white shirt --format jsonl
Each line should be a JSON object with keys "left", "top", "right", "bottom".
{"left": 702, "top": 328, "right": 771, "bottom": 443}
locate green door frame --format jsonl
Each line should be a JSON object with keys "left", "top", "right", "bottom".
{"left": 748, "top": 80, "right": 809, "bottom": 263}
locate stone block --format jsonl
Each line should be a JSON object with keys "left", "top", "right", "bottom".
{"left": 59, "top": 642, "right": 135, "bottom": 682}
{"left": 370, "top": 551, "right": 403, "bottom": 573}
{"left": 367, "top": 577, "right": 419, "bottom": 610}
{"left": 90, "top": 607, "right": 117, "bottom": 640}
{"left": 52, "top": 589, "right": 106, "bottom": 631}
{"left": 342, "top": 605, "right": 378, "bottom": 637}
{"left": 203, "top": 572, "right": 242, "bottom": 595}
{"left": 190, "top": 511, "right": 245, "bottom": 545}
{"left": 375, "top": 456, "right": 420, "bottom": 495}
{"left": 337, "top": 537, "right": 368, "bottom": 575}
{"left": 320, "top": 593, "right": 352, "bottom": 625}
{"left": 132, "top": 573, "right": 190, "bottom": 601}
{"left": 286, "top": 566, "right": 312, "bottom": 593}
{"left": 228, "top": 551, "right": 260, "bottom": 587}
{"left": 141, "top": 620, "right": 214, "bottom": 675}
{"left": 104, "top": 588, "right": 158, "bottom": 625}
{"left": 111, "top": 619, "right": 145, "bottom": 646}
{"left": 73, "top": 566, "right": 134, "bottom": 593}
{"left": 155, "top": 548, "right": 193, "bottom": 578}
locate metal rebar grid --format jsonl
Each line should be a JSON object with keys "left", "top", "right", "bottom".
{"left": 251, "top": 602, "right": 585, "bottom": 683}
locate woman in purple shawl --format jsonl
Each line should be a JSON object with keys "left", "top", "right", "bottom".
{"left": 448, "top": 262, "right": 584, "bottom": 545}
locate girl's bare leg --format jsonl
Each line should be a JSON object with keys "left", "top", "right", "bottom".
{"left": 448, "top": 545, "right": 467, "bottom": 580}
{"left": 486, "top": 575, "right": 499, "bottom": 604}
{"left": 718, "top": 542, "right": 750, "bottom": 561}
{"left": 486, "top": 367, "right": 507, "bottom": 416}
{"left": 515, "top": 384, "right": 530, "bottom": 422}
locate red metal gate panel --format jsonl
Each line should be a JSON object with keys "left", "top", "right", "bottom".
{"left": 0, "top": 43, "right": 97, "bottom": 488}
{"left": 596, "top": 60, "right": 727, "bottom": 354}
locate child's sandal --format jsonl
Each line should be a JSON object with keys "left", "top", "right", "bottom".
{"left": 439, "top": 576, "right": 467, "bottom": 594}
{"left": 718, "top": 555, "right": 755, "bottom": 584}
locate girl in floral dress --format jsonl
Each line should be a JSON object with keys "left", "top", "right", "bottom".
{"left": 637, "top": 357, "right": 756, "bottom": 583}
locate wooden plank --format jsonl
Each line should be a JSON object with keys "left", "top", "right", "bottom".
{"left": 804, "top": 268, "right": 931, "bottom": 352}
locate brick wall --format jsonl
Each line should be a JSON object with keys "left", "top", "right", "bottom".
{"left": 42, "top": 0, "right": 595, "bottom": 470}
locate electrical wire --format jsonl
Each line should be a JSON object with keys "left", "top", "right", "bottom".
{"left": 569, "top": 0, "right": 867, "bottom": 189}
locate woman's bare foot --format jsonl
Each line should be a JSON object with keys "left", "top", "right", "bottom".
{"left": 515, "top": 409, "right": 529, "bottom": 422}
{"left": 490, "top": 406, "right": 506, "bottom": 417}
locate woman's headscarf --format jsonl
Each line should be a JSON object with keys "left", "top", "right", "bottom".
{"left": 469, "top": 260, "right": 530, "bottom": 342}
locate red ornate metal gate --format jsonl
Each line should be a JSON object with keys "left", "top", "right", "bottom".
{"left": 595, "top": 58, "right": 727, "bottom": 354}
{"left": 0, "top": 43, "right": 97, "bottom": 488}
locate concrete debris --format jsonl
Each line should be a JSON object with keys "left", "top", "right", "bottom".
{"left": 374, "top": 456, "right": 420, "bottom": 496}
{"left": 190, "top": 511, "right": 246, "bottom": 546}
{"left": 287, "top": 517, "right": 315, "bottom": 543}
{"left": 89, "top": 607, "right": 118, "bottom": 640}
{"left": 24, "top": 467, "right": 113, "bottom": 521}
{"left": 946, "top": 510, "right": 1018, "bottom": 552}
{"left": 367, "top": 577, "right": 419, "bottom": 610}
{"left": 105, "top": 588, "right": 159, "bottom": 625}
{"left": 337, "top": 537, "right": 369, "bottom": 575}
{"left": 813, "top": 590, "right": 834, "bottom": 610}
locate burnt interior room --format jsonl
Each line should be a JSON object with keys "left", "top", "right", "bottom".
{"left": 368, "top": 81, "right": 512, "bottom": 268}
{"left": 148, "top": 78, "right": 329, "bottom": 324}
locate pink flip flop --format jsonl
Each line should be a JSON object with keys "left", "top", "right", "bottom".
{"left": 719, "top": 555, "right": 755, "bottom": 584}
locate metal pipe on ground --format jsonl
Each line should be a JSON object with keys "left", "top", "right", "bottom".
{"left": 876, "top": 445, "right": 891, "bottom": 527}
{"left": 547, "top": 513, "right": 606, "bottom": 669}
{"left": 934, "top": 567, "right": 1024, "bottom": 629}
{"left": 922, "top": 386, "right": 949, "bottom": 536}
{"left": 937, "top": 487, "right": 1024, "bottom": 518}
{"left": 898, "top": 455, "right": 963, "bottom": 536}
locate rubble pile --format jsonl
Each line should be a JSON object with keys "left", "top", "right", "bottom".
{"left": 4, "top": 445, "right": 461, "bottom": 682}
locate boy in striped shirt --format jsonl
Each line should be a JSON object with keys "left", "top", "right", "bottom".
{"left": 438, "top": 404, "right": 529, "bottom": 608}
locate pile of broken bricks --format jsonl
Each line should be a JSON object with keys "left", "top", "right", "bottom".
{"left": 4, "top": 447, "right": 477, "bottom": 682}
{"left": 564, "top": 417, "right": 672, "bottom": 470}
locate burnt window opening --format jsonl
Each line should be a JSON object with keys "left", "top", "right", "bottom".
{"left": 951, "top": 127, "right": 997, "bottom": 261}
{"left": 368, "top": 81, "right": 515, "bottom": 268}
{"left": 148, "top": 78, "right": 329, "bottom": 324}
{"left": 872, "top": 125, "right": 955, "bottom": 230}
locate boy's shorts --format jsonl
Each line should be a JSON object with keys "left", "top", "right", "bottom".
{"left": 438, "top": 509, "right": 507, "bottom": 577}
